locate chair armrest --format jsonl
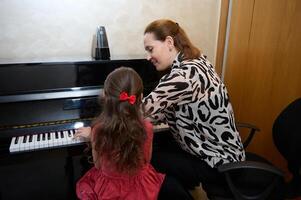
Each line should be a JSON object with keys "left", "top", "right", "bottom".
{"left": 218, "top": 161, "right": 284, "bottom": 200}
{"left": 236, "top": 122, "right": 260, "bottom": 148}
{"left": 218, "top": 161, "right": 283, "bottom": 177}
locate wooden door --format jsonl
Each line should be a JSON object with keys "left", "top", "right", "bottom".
{"left": 224, "top": 0, "right": 301, "bottom": 178}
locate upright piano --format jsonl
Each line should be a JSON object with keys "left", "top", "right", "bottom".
{"left": 0, "top": 59, "right": 163, "bottom": 200}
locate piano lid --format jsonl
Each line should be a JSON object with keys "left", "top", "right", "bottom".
{"left": 0, "top": 59, "right": 159, "bottom": 102}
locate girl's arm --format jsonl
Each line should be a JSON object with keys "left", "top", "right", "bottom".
{"left": 91, "top": 139, "right": 100, "bottom": 169}
{"left": 144, "top": 121, "right": 154, "bottom": 162}
{"left": 149, "top": 140, "right": 153, "bottom": 160}
{"left": 75, "top": 127, "right": 100, "bottom": 168}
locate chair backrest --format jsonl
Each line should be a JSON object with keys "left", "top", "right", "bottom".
{"left": 272, "top": 98, "right": 301, "bottom": 198}
{"left": 272, "top": 98, "right": 301, "bottom": 175}
{"left": 206, "top": 122, "right": 285, "bottom": 200}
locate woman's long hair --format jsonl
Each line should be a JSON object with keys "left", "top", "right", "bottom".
{"left": 144, "top": 19, "right": 201, "bottom": 60}
{"left": 92, "top": 67, "right": 146, "bottom": 174}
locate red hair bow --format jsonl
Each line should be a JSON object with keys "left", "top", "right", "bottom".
{"left": 119, "top": 92, "right": 136, "bottom": 105}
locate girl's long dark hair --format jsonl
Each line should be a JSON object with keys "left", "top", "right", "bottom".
{"left": 92, "top": 67, "right": 146, "bottom": 174}
{"left": 144, "top": 19, "right": 201, "bottom": 60}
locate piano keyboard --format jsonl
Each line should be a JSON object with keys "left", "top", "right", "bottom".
{"left": 9, "top": 129, "right": 87, "bottom": 153}
{"left": 9, "top": 123, "right": 169, "bottom": 153}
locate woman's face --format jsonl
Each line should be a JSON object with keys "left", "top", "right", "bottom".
{"left": 144, "top": 32, "right": 176, "bottom": 71}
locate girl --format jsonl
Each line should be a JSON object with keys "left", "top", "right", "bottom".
{"left": 75, "top": 67, "right": 165, "bottom": 200}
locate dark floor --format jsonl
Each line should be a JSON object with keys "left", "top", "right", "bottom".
{"left": 0, "top": 146, "right": 91, "bottom": 200}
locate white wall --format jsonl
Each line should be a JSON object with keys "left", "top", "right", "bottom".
{"left": 0, "top": 0, "right": 221, "bottom": 64}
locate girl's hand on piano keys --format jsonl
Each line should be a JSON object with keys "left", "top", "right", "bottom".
{"left": 74, "top": 126, "right": 92, "bottom": 140}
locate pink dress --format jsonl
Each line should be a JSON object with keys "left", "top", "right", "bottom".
{"left": 76, "top": 121, "right": 165, "bottom": 200}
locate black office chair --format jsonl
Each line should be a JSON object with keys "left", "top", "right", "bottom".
{"left": 205, "top": 122, "right": 285, "bottom": 200}
{"left": 273, "top": 98, "right": 301, "bottom": 199}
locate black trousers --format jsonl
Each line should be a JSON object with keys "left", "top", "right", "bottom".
{"left": 153, "top": 131, "right": 226, "bottom": 200}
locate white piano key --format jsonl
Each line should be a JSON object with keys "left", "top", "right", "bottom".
{"left": 23, "top": 137, "right": 28, "bottom": 150}
{"left": 60, "top": 131, "right": 66, "bottom": 145}
{"left": 23, "top": 135, "right": 30, "bottom": 150}
{"left": 58, "top": 131, "right": 64, "bottom": 145}
{"left": 53, "top": 132, "right": 60, "bottom": 146}
{"left": 9, "top": 137, "right": 19, "bottom": 152}
{"left": 44, "top": 133, "right": 49, "bottom": 147}
{"left": 32, "top": 134, "right": 38, "bottom": 149}
{"left": 39, "top": 133, "right": 45, "bottom": 148}
{"left": 19, "top": 136, "right": 25, "bottom": 151}
{"left": 62, "top": 131, "right": 68, "bottom": 145}
{"left": 48, "top": 132, "right": 55, "bottom": 147}
{"left": 53, "top": 132, "right": 59, "bottom": 146}
{"left": 14, "top": 136, "right": 22, "bottom": 152}
{"left": 66, "top": 130, "right": 74, "bottom": 144}
{"left": 36, "top": 134, "right": 42, "bottom": 149}
{"left": 28, "top": 135, "right": 35, "bottom": 150}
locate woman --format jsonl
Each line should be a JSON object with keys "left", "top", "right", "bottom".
{"left": 143, "top": 19, "right": 245, "bottom": 198}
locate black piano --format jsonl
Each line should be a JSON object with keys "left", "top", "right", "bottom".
{"left": 0, "top": 59, "right": 162, "bottom": 200}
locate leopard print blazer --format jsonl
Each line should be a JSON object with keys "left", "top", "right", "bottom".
{"left": 143, "top": 53, "right": 245, "bottom": 168}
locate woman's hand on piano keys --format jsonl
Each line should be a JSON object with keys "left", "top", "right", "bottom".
{"left": 74, "top": 126, "right": 92, "bottom": 140}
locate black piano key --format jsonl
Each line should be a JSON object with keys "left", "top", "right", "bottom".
{"left": 42, "top": 133, "right": 46, "bottom": 141}
{"left": 55, "top": 132, "right": 59, "bottom": 139}
{"left": 23, "top": 136, "right": 27, "bottom": 143}
{"left": 60, "top": 131, "right": 64, "bottom": 138}
{"left": 29, "top": 135, "right": 33, "bottom": 142}
{"left": 47, "top": 133, "right": 51, "bottom": 140}
{"left": 14, "top": 136, "right": 19, "bottom": 144}
{"left": 37, "top": 134, "right": 40, "bottom": 141}
{"left": 68, "top": 131, "right": 72, "bottom": 137}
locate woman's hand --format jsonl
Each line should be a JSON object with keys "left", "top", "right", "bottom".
{"left": 74, "top": 126, "right": 92, "bottom": 139}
